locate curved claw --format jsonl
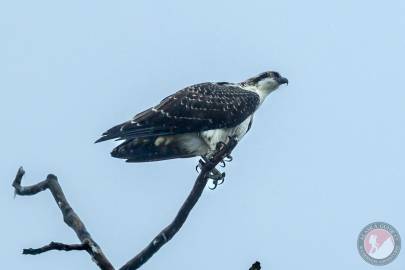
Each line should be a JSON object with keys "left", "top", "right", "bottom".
{"left": 224, "top": 155, "right": 233, "bottom": 162}
{"left": 219, "top": 160, "right": 226, "bottom": 167}
{"left": 208, "top": 172, "right": 226, "bottom": 190}
{"left": 195, "top": 165, "right": 200, "bottom": 173}
{"left": 209, "top": 182, "right": 218, "bottom": 190}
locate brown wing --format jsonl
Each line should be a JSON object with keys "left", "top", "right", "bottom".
{"left": 95, "top": 83, "right": 260, "bottom": 143}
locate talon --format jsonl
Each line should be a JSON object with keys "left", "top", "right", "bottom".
{"left": 208, "top": 172, "right": 225, "bottom": 190}
{"left": 218, "top": 173, "right": 226, "bottom": 184}
{"left": 220, "top": 160, "right": 226, "bottom": 167}
{"left": 209, "top": 182, "right": 218, "bottom": 190}
{"left": 224, "top": 155, "right": 233, "bottom": 162}
{"left": 196, "top": 159, "right": 205, "bottom": 173}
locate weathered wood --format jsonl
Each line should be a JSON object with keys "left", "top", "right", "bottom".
{"left": 12, "top": 137, "right": 251, "bottom": 270}
{"left": 249, "top": 261, "right": 261, "bottom": 270}
{"left": 23, "top": 242, "right": 90, "bottom": 255}
{"left": 13, "top": 167, "right": 114, "bottom": 270}
{"left": 120, "top": 137, "right": 238, "bottom": 270}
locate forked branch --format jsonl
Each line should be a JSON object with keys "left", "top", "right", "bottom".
{"left": 12, "top": 138, "right": 257, "bottom": 270}
{"left": 12, "top": 167, "right": 114, "bottom": 270}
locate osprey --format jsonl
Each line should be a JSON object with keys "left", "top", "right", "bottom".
{"left": 96, "top": 71, "right": 288, "bottom": 183}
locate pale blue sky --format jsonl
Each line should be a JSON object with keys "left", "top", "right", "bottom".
{"left": 1, "top": 1, "right": 405, "bottom": 269}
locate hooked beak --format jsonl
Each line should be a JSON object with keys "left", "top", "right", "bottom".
{"left": 277, "top": 76, "right": 289, "bottom": 85}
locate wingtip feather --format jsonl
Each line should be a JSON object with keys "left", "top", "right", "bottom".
{"left": 94, "top": 136, "right": 109, "bottom": 143}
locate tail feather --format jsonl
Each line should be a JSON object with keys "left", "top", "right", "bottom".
{"left": 111, "top": 137, "right": 194, "bottom": 162}
{"left": 95, "top": 121, "right": 174, "bottom": 143}
{"left": 95, "top": 121, "right": 156, "bottom": 143}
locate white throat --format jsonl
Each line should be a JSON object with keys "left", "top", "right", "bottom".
{"left": 239, "top": 83, "right": 278, "bottom": 104}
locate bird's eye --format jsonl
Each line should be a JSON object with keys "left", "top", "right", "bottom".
{"left": 273, "top": 72, "right": 280, "bottom": 78}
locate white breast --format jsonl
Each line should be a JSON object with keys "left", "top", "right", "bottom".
{"left": 200, "top": 116, "right": 253, "bottom": 152}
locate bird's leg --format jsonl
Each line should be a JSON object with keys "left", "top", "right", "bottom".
{"left": 215, "top": 137, "right": 235, "bottom": 165}
{"left": 215, "top": 141, "right": 227, "bottom": 151}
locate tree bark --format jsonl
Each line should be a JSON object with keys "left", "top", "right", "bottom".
{"left": 12, "top": 137, "right": 258, "bottom": 269}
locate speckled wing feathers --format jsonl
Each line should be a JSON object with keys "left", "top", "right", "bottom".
{"left": 95, "top": 83, "right": 260, "bottom": 143}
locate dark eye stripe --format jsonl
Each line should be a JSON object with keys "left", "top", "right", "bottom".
{"left": 250, "top": 72, "right": 269, "bottom": 84}
{"left": 272, "top": 72, "right": 280, "bottom": 78}
{"left": 243, "top": 71, "right": 283, "bottom": 86}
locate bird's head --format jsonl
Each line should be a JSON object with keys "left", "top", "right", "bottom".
{"left": 241, "top": 71, "right": 288, "bottom": 94}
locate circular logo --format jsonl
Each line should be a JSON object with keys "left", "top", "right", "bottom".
{"left": 358, "top": 222, "right": 401, "bottom": 265}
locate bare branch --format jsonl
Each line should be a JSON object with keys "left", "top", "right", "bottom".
{"left": 249, "top": 261, "right": 261, "bottom": 270}
{"left": 13, "top": 137, "right": 239, "bottom": 270}
{"left": 12, "top": 167, "right": 114, "bottom": 270}
{"left": 120, "top": 137, "right": 238, "bottom": 270}
{"left": 23, "top": 242, "right": 90, "bottom": 255}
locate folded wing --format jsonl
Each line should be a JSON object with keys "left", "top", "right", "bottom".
{"left": 95, "top": 83, "right": 260, "bottom": 143}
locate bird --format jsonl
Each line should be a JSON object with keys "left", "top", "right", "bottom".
{"left": 96, "top": 71, "right": 288, "bottom": 186}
